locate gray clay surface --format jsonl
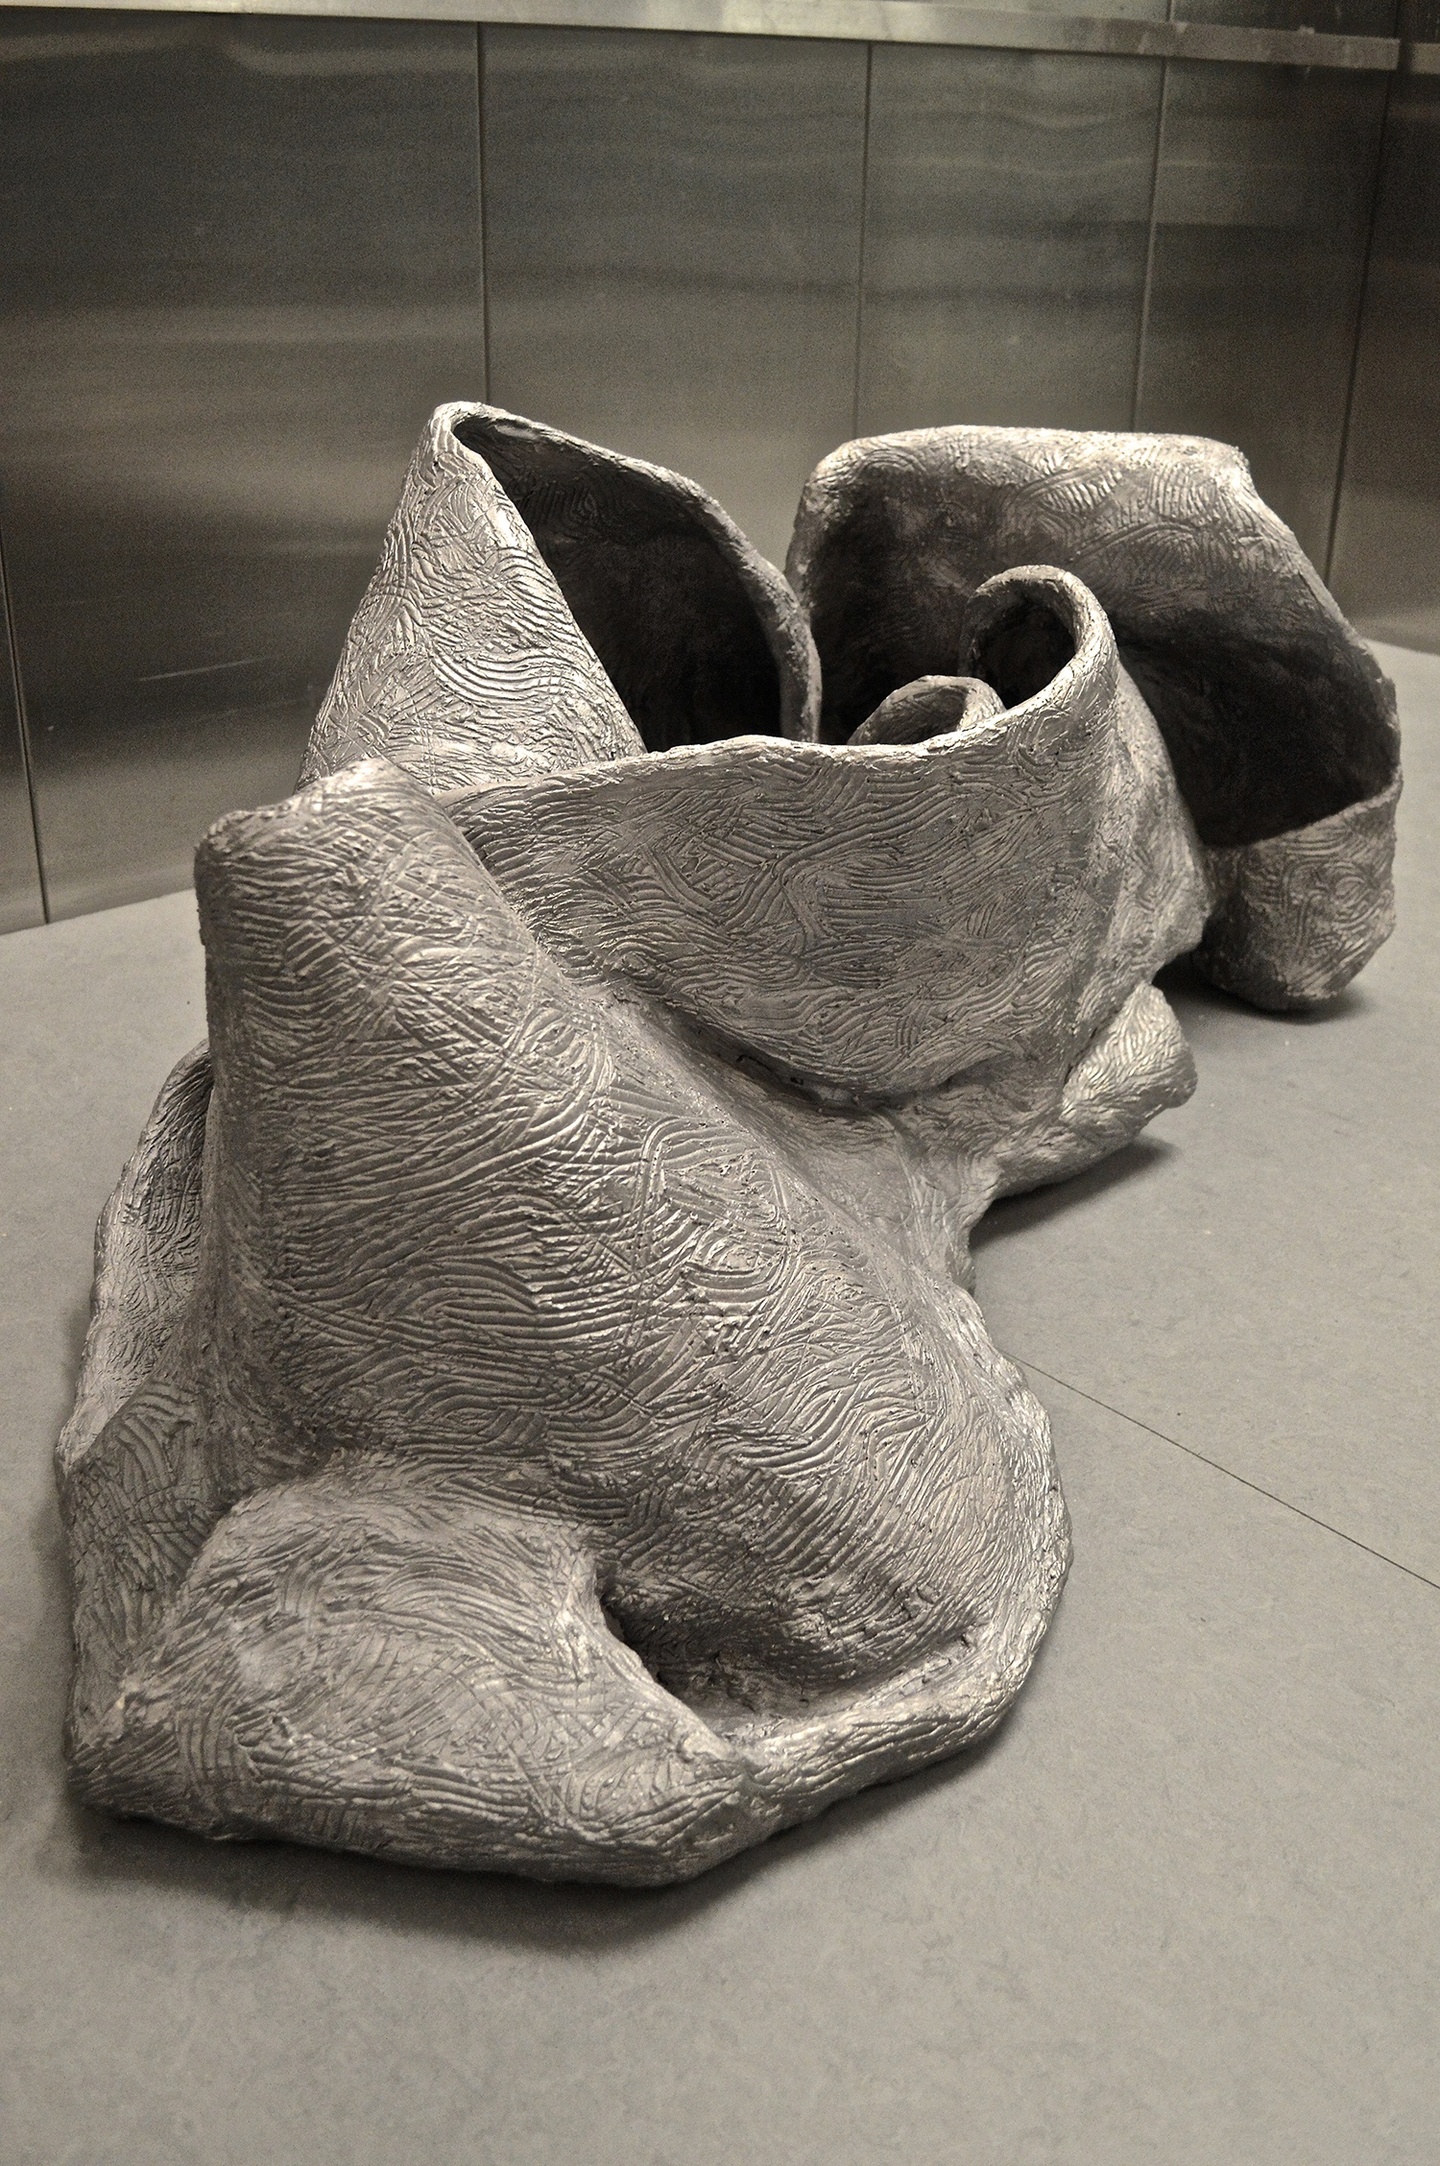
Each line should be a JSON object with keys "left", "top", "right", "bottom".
{"left": 55, "top": 407, "right": 1400, "bottom": 1884}
{"left": 789, "top": 425, "right": 1401, "bottom": 1008}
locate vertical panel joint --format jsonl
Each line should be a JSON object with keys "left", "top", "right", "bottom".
{"left": 852, "top": 42, "right": 875, "bottom": 445}
{"left": 0, "top": 521, "right": 50, "bottom": 923}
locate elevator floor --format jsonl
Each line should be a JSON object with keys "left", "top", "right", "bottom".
{"left": 2, "top": 644, "right": 1435, "bottom": 2166}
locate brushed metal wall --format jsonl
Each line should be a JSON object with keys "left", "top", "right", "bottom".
{"left": 857, "top": 46, "right": 1164, "bottom": 434}
{"left": 0, "top": 542, "right": 44, "bottom": 932}
{"left": 0, "top": 8, "right": 484, "bottom": 922}
{"left": 483, "top": 27, "right": 867, "bottom": 569}
{"left": 1136, "top": 57, "right": 1389, "bottom": 564}
{"left": 1329, "top": 23, "right": 1440, "bottom": 645}
{"left": 0, "top": 6, "right": 1433, "bottom": 928}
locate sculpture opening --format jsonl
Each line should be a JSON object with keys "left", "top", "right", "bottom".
{"left": 788, "top": 424, "right": 1398, "bottom": 847}
{"left": 453, "top": 407, "right": 819, "bottom": 752}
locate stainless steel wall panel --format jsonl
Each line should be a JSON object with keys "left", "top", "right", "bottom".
{"left": 0, "top": 546, "right": 44, "bottom": 933}
{"left": 481, "top": 26, "right": 867, "bottom": 568}
{"left": 1172, "top": 0, "right": 1398, "bottom": 36}
{"left": 856, "top": 45, "right": 1164, "bottom": 436}
{"left": 0, "top": 10, "right": 484, "bottom": 919}
{"left": 1135, "top": 59, "right": 1389, "bottom": 565}
{"left": 0, "top": 0, "right": 1403, "bottom": 63}
{"left": 1329, "top": 74, "right": 1440, "bottom": 647}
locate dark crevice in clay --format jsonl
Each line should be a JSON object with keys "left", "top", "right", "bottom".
{"left": 965, "top": 595, "right": 1077, "bottom": 710}
{"left": 596, "top": 1572, "right": 833, "bottom": 1722}
{"left": 598, "top": 1582, "right": 746, "bottom": 1717}
{"left": 792, "top": 451, "right": 1399, "bottom": 845}
{"left": 455, "top": 413, "right": 785, "bottom": 755}
{"left": 1118, "top": 636, "right": 1397, "bottom": 848}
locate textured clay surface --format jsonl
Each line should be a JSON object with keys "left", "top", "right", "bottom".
{"left": 57, "top": 407, "right": 1396, "bottom": 1884}
{"left": 789, "top": 426, "right": 1401, "bottom": 1007}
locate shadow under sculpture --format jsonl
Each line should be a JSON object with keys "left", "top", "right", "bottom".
{"left": 57, "top": 405, "right": 1399, "bottom": 1885}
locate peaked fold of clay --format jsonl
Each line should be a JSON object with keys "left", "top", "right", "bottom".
{"left": 787, "top": 426, "right": 1401, "bottom": 1008}
{"left": 59, "top": 761, "right": 1068, "bottom": 1883}
{"left": 304, "top": 403, "right": 820, "bottom": 802}
{"left": 453, "top": 405, "right": 822, "bottom": 751}
{"left": 301, "top": 404, "right": 642, "bottom": 795}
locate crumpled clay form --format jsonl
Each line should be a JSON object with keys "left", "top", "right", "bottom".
{"left": 448, "top": 560, "right": 1204, "bottom": 1098}
{"left": 61, "top": 762, "right": 1074, "bottom": 1882}
{"left": 788, "top": 426, "right": 1401, "bottom": 1008}
{"left": 57, "top": 405, "right": 1391, "bottom": 1883}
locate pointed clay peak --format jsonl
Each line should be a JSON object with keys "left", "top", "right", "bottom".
{"left": 301, "top": 403, "right": 644, "bottom": 796}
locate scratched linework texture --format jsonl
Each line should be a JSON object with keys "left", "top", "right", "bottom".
{"left": 54, "top": 406, "right": 1400, "bottom": 1885}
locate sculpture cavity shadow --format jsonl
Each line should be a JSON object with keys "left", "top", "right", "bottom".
{"left": 1155, "top": 951, "right": 1374, "bottom": 1029}
{"left": 54, "top": 405, "right": 1399, "bottom": 1889}
{"left": 968, "top": 1136, "right": 1178, "bottom": 1265}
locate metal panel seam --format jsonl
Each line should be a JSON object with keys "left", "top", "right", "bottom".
{"left": 1130, "top": 54, "right": 1168, "bottom": 432}
{"left": 479, "top": 22, "right": 492, "bottom": 401}
{"left": 850, "top": 40, "right": 873, "bottom": 444}
{"left": 0, "top": 0, "right": 1405, "bottom": 72}
{"left": 1325, "top": 71, "right": 1395, "bottom": 583}
{"left": 0, "top": 520, "right": 50, "bottom": 921}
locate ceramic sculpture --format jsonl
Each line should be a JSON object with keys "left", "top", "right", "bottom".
{"left": 56, "top": 406, "right": 1399, "bottom": 1885}
{"left": 788, "top": 426, "right": 1400, "bottom": 1009}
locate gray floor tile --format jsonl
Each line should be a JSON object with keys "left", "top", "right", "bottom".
{"left": 2, "top": 1379, "right": 1435, "bottom": 2165}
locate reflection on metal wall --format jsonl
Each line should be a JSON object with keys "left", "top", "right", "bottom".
{"left": 483, "top": 27, "right": 867, "bottom": 568}
{"left": 1329, "top": 70, "right": 1440, "bottom": 646}
{"left": 858, "top": 45, "right": 1163, "bottom": 433}
{"left": 1136, "top": 58, "right": 1388, "bottom": 563}
{"left": 0, "top": 541, "right": 44, "bottom": 932}
{"left": 0, "top": 8, "right": 484, "bottom": 921}
{"left": 0, "top": 5, "right": 1436, "bottom": 928}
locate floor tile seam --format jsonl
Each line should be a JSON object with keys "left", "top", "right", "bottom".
{"left": 1013, "top": 1355, "right": 1440, "bottom": 1598}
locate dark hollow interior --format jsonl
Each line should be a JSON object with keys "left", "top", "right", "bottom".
{"left": 597, "top": 1574, "right": 865, "bottom": 1720}
{"left": 456, "top": 414, "right": 784, "bottom": 753}
{"left": 963, "top": 595, "right": 1077, "bottom": 710}
{"left": 1120, "top": 635, "right": 1396, "bottom": 848}
{"left": 800, "top": 489, "right": 1397, "bottom": 846}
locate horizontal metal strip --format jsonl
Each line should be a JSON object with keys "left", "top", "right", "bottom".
{"left": 0, "top": 0, "right": 1408, "bottom": 69}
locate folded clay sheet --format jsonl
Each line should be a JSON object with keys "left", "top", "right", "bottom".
{"left": 57, "top": 406, "right": 1397, "bottom": 1883}
{"left": 788, "top": 426, "right": 1401, "bottom": 1010}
